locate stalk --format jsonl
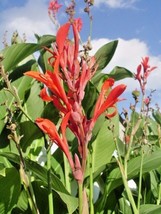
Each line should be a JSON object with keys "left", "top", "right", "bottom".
{"left": 78, "top": 182, "right": 83, "bottom": 214}
{"left": 89, "top": 147, "right": 94, "bottom": 214}
{"left": 47, "top": 143, "right": 54, "bottom": 214}
{"left": 137, "top": 148, "right": 144, "bottom": 210}
{"left": 117, "top": 160, "right": 139, "bottom": 214}
{"left": 63, "top": 153, "right": 71, "bottom": 193}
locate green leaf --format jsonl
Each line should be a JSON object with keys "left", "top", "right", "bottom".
{"left": 95, "top": 40, "right": 118, "bottom": 72}
{"left": 16, "top": 190, "right": 29, "bottom": 212}
{"left": 0, "top": 152, "right": 78, "bottom": 213}
{"left": 2, "top": 43, "right": 39, "bottom": 71}
{"left": 82, "top": 81, "right": 98, "bottom": 118}
{"left": 0, "top": 167, "right": 21, "bottom": 214}
{"left": 0, "top": 163, "right": 6, "bottom": 177}
{"left": 37, "top": 34, "right": 55, "bottom": 46}
{"left": 92, "top": 115, "right": 119, "bottom": 174}
{"left": 23, "top": 81, "right": 44, "bottom": 120}
{"left": 19, "top": 121, "right": 43, "bottom": 153}
{"left": 152, "top": 110, "right": 161, "bottom": 126}
{"left": 2, "top": 35, "right": 55, "bottom": 72}
{"left": 108, "top": 66, "right": 134, "bottom": 81}
{"left": 92, "top": 41, "right": 118, "bottom": 87}
{"left": 119, "top": 196, "right": 133, "bottom": 214}
{"left": 140, "top": 204, "right": 161, "bottom": 214}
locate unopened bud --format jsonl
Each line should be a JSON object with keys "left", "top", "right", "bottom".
{"left": 132, "top": 89, "right": 140, "bottom": 99}
{"left": 84, "top": 7, "right": 90, "bottom": 13}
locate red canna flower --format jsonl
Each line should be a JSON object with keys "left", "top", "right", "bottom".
{"left": 36, "top": 112, "right": 74, "bottom": 169}
{"left": 48, "top": 0, "right": 62, "bottom": 17}
{"left": 24, "top": 64, "right": 71, "bottom": 114}
{"left": 135, "top": 57, "right": 157, "bottom": 95}
{"left": 92, "top": 78, "right": 126, "bottom": 123}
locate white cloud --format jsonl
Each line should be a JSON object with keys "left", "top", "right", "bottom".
{"left": 90, "top": 38, "right": 161, "bottom": 92}
{"left": 0, "top": 0, "right": 56, "bottom": 49}
{"left": 94, "top": 0, "right": 138, "bottom": 8}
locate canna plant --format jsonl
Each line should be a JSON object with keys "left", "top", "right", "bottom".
{"left": 0, "top": 1, "right": 161, "bottom": 214}
{"left": 25, "top": 1, "right": 126, "bottom": 213}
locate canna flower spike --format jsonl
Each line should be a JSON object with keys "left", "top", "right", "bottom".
{"left": 25, "top": 7, "right": 126, "bottom": 183}
{"left": 135, "top": 57, "right": 157, "bottom": 95}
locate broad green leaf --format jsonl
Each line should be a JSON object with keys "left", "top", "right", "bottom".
{"left": 22, "top": 80, "right": 44, "bottom": 120}
{"left": 82, "top": 81, "right": 98, "bottom": 118}
{"left": 2, "top": 43, "right": 39, "bottom": 71}
{"left": 92, "top": 41, "right": 118, "bottom": 87}
{"left": 37, "top": 34, "right": 55, "bottom": 46}
{"left": 0, "top": 167, "right": 21, "bottom": 214}
{"left": 2, "top": 35, "right": 55, "bottom": 71}
{"left": 0, "top": 152, "right": 78, "bottom": 213}
{"left": 108, "top": 66, "right": 134, "bottom": 80}
{"left": 95, "top": 40, "right": 118, "bottom": 71}
{"left": 16, "top": 190, "right": 28, "bottom": 212}
{"left": 119, "top": 196, "right": 133, "bottom": 214}
{"left": 152, "top": 110, "right": 161, "bottom": 125}
{"left": 38, "top": 48, "right": 53, "bottom": 72}
{"left": 92, "top": 114, "right": 119, "bottom": 174}
{"left": 0, "top": 163, "right": 6, "bottom": 177}
{"left": 140, "top": 204, "right": 161, "bottom": 214}
{"left": 19, "top": 121, "right": 43, "bottom": 153}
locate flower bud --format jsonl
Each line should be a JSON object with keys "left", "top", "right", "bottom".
{"left": 132, "top": 89, "right": 140, "bottom": 99}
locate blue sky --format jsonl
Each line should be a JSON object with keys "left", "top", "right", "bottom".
{"left": 0, "top": 0, "right": 161, "bottom": 108}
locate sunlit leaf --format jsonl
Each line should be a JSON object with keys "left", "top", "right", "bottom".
{"left": 108, "top": 66, "right": 134, "bottom": 80}
{"left": 140, "top": 204, "right": 161, "bottom": 214}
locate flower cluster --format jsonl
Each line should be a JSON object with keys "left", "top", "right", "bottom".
{"left": 25, "top": 18, "right": 126, "bottom": 182}
{"left": 135, "top": 57, "right": 157, "bottom": 95}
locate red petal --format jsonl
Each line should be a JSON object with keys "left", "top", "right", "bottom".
{"left": 61, "top": 111, "right": 71, "bottom": 137}
{"left": 93, "top": 84, "right": 126, "bottom": 121}
{"left": 40, "top": 88, "right": 53, "bottom": 101}
{"left": 36, "top": 117, "right": 74, "bottom": 169}
{"left": 24, "top": 71, "right": 48, "bottom": 84}
{"left": 56, "top": 23, "right": 70, "bottom": 54}
{"left": 93, "top": 78, "right": 115, "bottom": 118}
{"left": 36, "top": 118, "right": 60, "bottom": 142}
{"left": 72, "top": 23, "right": 79, "bottom": 60}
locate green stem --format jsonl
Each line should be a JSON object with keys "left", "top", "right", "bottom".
{"left": 89, "top": 148, "right": 94, "bottom": 214}
{"left": 63, "top": 153, "right": 71, "bottom": 193}
{"left": 124, "top": 118, "right": 141, "bottom": 177}
{"left": 117, "top": 160, "right": 139, "bottom": 214}
{"left": 14, "top": 131, "right": 39, "bottom": 214}
{"left": 47, "top": 144, "right": 54, "bottom": 214}
{"left": 24, "top": 183, "right": 38, "bottom": 214}
{"left": 157, "top": 183, "right": 161, "bottom": 205}
{"left": 78, "top": 182, "right": 83, "bottom": 214}
{"left": 137, "top": 148, "right": 144, "bottom": 210}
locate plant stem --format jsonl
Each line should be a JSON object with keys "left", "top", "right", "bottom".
{"left": 137, "top": 148, "right": 144, "bottom": 210}
{"left": 157, "top": 183, "right": 161, "bottom": 205}
{"left": 117, "top": 160, "right": 139, "bottom": 214}
{"left": 14, "top": 132, "right": 39, "bottom": 214}
{"left": 89, "top": 148, "right": 94, "bottom": 214}
{"left": 47, "top": 144, "right": 54, "bottom": 214}
{"left": 63, "top": 153, "right": 71, "bottom": 193}
{"left": 78, "top": 182, "right": 83, "bottom": 214}
{"left": 124, "top": 118, "right": 141, "bottom": 177}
